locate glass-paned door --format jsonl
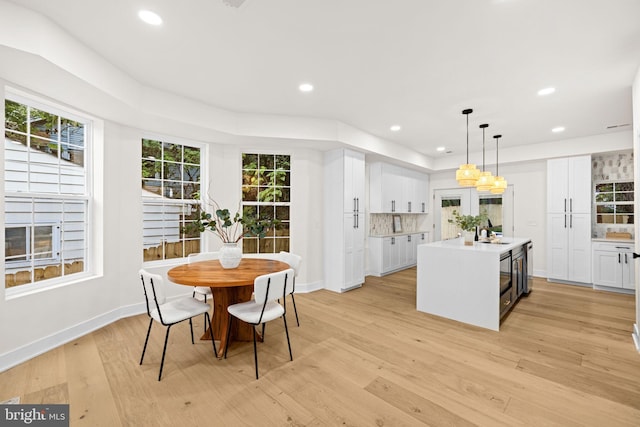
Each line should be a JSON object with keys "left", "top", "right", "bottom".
{"left": 434, "top": 189, "right": 471, "bottom": 241}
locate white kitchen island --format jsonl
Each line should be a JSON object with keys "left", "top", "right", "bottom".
{"left": 416, "top": 237, "right": 532, "bottom": 331}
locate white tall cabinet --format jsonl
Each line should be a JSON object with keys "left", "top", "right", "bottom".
{"left": 324, "top": 149, "right": 366, "bottom": 292}
{"left": 546, "top": 155, "right": 592, "bottom": 283}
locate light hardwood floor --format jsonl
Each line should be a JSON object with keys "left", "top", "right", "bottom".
{"left": 1, "top": 269, "right": 640, "bottom": 426}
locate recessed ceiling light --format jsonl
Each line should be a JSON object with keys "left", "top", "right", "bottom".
{"left": 436, "top": 146, "right": 446, "bottom": 152}
{"left": 537, "top": 87, "right": 556, "bottom": 96}
{"left": 138, "top": 10, "right": 162, "bottom": 26}
{"left": 299, "top": 83, "right": 314, "bottom": 92}
{"left": 390, "top": 125, "right": 401, "bottom": 132}
{"left": 552, "top": 126, "right": 565, "bottom": 133}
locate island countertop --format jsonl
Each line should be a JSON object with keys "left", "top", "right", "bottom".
{"left": 421, "top": 237, "right": 531, "bottom": 253}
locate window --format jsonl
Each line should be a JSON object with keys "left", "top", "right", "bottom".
{"left": 241, "top": 153, "right": 290, "bottom": 253}
{"left": 141, "top": 138, "right": 202, "bottom": 262}
{"left": 4, "top": 94, "right": 90, "bottom": 289}
{"left": 5, "top": 224, "right": 60, "bottom": 265}
{"left": 479, "top": 195, "right": 503, "bottom": 233}
{"left": 595, "top": 181, "right": 634, "bottom": 224}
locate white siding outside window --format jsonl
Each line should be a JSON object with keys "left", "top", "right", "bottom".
{"left": 4, "top": 92, "right": 91, "bottom": 292}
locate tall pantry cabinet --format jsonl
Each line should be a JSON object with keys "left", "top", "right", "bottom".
{"left": 546, "top": 155, "right": 592, "bottom": 284}
{"left": 323, "top": 149, "right": 365, "bottom": 292}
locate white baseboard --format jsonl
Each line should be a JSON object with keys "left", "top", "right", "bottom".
{"left": 633, "top": 324, "right": 640, "bottom": 353}
{"left": 0, "top": 297, "right": 180, "bottom": 373}
{"left": 0, "top": 282, "right": 327, "bottom": 373}
{"left": 297, "top": 280, "right": 324, "bottom": 293}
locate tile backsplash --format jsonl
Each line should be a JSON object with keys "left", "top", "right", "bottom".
{"left": 592, "top": 151, "right": 634, "bottom": 239}
{"left": 369, "top": 213, "right": 424, "bottom": 235}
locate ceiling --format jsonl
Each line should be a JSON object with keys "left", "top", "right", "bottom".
{"left": 7, "top": 0, "right": 640, "bottom": 159}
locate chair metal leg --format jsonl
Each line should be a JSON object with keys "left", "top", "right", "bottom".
{"left": 283, "top": 315, "right": 293, "bottom": 361}
{"left": 140, "top": 318, "right": 154, "bottom": 365}
{"left": 261, "top": 323, "right": 265, "bottom": 339}
{"left": 290, "top": 294, "right": 300, "bottom": 327}
{"left": 224, "top": 315, "right": 233, "bottom": 359}
{"left": 205, "top": 312, "right": 217, "bottom": 357}
{"left": 158, "top": 325, "right": 172, "bottom": 381}
{"left": 253, "top": 326, "right": 259, "bottom": 380}
{"left": 189, "top": 318, "right": 195, "bottom": 344}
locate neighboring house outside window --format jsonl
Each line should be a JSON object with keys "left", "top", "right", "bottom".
{"left": 241, "top": 153, "right": 290, "bottom": 254}
{"left": 4, "top": 94, "right": 89, "bottom": 290}
{"left": 141, "top": 138, "right": 202, "bottom": 262}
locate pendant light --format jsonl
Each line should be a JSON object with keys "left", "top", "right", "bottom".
{"left": 475, "top": 123, "right": 495, "bottom": 192}
{"left": 455, "top": 109, "right": 480, "bottom": 187}
{"left": 490, "top": 134, "right": 508, "bottom": 194}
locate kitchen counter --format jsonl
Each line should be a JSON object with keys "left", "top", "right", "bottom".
{"left": 416, "top": 237, "right": 532, "bottom": 331}
{"left": 592, "top": 238, "right": 634, "bottom": 243}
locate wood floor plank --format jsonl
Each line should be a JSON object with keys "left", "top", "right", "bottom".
{"left": 1, "top": 270, "right": 639, "bottom": 426}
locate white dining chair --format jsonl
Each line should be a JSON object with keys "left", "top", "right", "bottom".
{"left": 277, "top": 251, "right": 302, "bottom": 326}
{"left": 139, "top": 269, "right": 217, "bottom": 381}
{"left": 187, "top": 252, "right": 219, "bottom": 303}
{"left": 224, "top": 268, "right": 295, "bottom": 379}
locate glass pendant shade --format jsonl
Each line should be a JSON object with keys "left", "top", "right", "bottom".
{"left": 456, "top": 164, "right": 480, "bottom": 187}
{"left": 457, "top": 109, "right": 479, "bottom": 187}
{"left": 490, "top": 176, "right": 507, "bottom": 194}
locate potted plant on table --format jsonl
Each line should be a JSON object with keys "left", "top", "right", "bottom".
{"left": 184, "top": 197, "right": 279, "bottom": 268}
{"left": 448, "top": 210, "right": 488, "bottom": 246}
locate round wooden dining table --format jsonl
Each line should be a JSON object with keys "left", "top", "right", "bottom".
{"left": 167, "top": 257, "right": 290, "bottom": 358}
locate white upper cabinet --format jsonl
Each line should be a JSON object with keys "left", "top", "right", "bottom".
{"left": 547, "top": 156, "right": 591, "bottom": 214}
{"left": 370, "top": 162, "right": 429, "bottom": 213}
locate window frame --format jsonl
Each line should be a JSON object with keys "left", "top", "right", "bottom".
{"left": 4, "top": 89, "right": 93, "bottom": 295}
{"left": 141, "top": 135, "right": 207, "bottom": 265}
{"left": 241, "top": 152, "right": 291, "bottom": 254}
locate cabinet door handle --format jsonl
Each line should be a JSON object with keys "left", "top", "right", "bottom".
{"left": 422, "top": 202, "right": 425, "bottom": 212}
{"left": 564, "top": 214, "right": 567, "bottom": 228}
{"left": 564, "top": 198, "right": 567, "bottom": 213}
{"left": 570, "top": 198, "right": 573, "bottom": 213}
{"left": 408, "top": 235, "right": 411, "bottom": 242}
{"left": 625, "top": 253, "right": 628, "bottom": 264}
{"left": 408, "top": 201, "right": 411, "bottom": 212}
{"left": 570, "top": 214, "right": 572, "bottom": 228}
{"left": 618, "top": 253, "right": 621, "bottom": 263}
{"left": 353, "top": 197, "right": 357, "bottom": 214}
{"left": 392, "top": 200, "right": 395, "bottom": 212}
{"left": 356, "top": 197, "right": 359, "bottom": 214}
{"left": 353, "top": 214, "right": 357, "bottom": 229}
{"left": 391, "top": 237, "right": 395, "bottom": 244}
